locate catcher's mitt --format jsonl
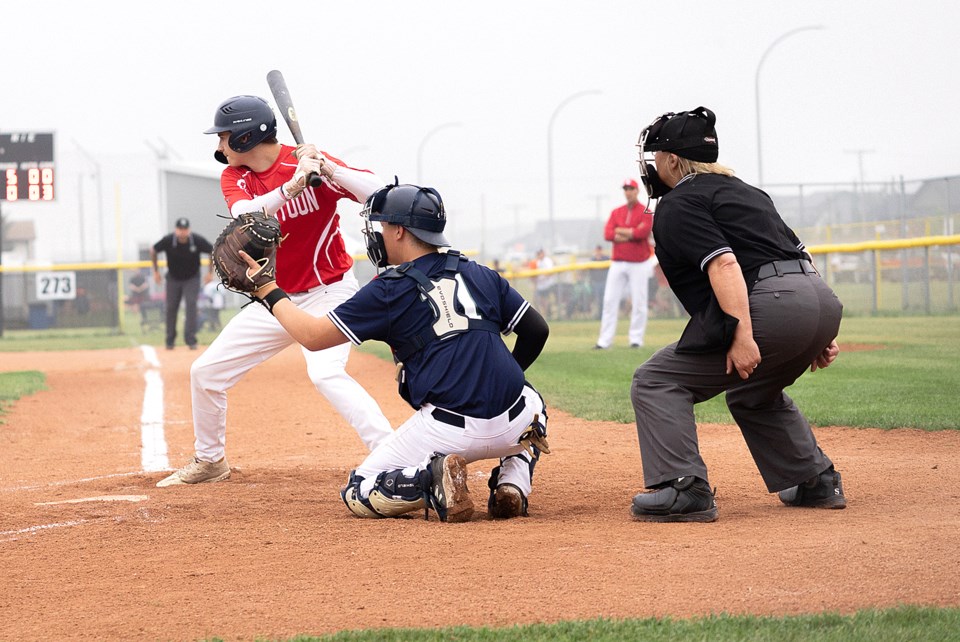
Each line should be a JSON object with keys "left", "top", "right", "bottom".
{"left": 212, "top": 209, "right": 284, "bottom": 297}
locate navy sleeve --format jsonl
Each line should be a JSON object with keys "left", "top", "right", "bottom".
{"left": 326, "top": 279, "right": 392, "bottom": 345}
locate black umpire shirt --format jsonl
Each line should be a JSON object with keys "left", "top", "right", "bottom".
{"left": 153, "top": 233, "right": 213, "bottom": 281}
{"left": 652, "top": 173, "right": 807, "bottom": 317}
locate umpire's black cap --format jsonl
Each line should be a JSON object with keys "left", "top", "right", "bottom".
{"left": 643, "top": 106, "right": 719, "bottom": 162}
{"left": 362, "top": 181, "right": 451, "bottom": 247}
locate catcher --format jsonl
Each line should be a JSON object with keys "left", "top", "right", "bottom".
{"left": 223, "top": 182, "right": 551, "bottom": 522}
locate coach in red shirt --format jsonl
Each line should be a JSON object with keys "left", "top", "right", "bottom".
{"left": 594, "top": 179, "right": 655, "bottom": 349}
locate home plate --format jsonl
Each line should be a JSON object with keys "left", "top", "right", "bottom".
{"left": 35, "top": 495, "right": 149, "bottom": 506}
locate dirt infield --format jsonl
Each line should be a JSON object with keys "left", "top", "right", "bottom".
{"left": 1, "top": 346, "right": 958, "bottom": 641}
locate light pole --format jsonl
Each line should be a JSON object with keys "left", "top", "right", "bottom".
{"left": 74, "top": 140, "right": 105, "bottom": 260}
{"left": 547, "top": 90, "right": 600, "bottom": 250}
{"left": 755, "top": 25, "right": 824, "bottom": 186}
{"left": 417, "top": 122, "right": 462, "bottom": 184}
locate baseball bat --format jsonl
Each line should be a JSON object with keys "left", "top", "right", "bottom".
{"left": 266, "top": 69, "right": 323, "bottom": 188}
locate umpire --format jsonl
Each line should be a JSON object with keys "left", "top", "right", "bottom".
{"left": 629, "top": 106, "right": 845, "bottom": 522}
{"left": 151, "top": 217, "right": 213, "bottom": 350}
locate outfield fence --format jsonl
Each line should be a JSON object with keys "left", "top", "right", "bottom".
{"left": 500, "top": 234, "right": 960, "bottom": 321}
{"left": 1, "top": 235, "right": 958, "bottom": 334}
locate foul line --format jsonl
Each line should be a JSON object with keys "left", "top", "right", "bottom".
{"left": 140, "top": 345, "right": 169, "bottom": 472}
{"left": 0, "top": 470, "right": 161, "bottom": 493}
{"left": 0, "top": 520, "right": 86, "bottom": 539}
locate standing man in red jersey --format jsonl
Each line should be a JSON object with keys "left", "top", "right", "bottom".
{"left": 158, "top": 95, "right": 392, "bottom": 487}
{"left": 594, "top": 179, "right": 655, "bottom": 350}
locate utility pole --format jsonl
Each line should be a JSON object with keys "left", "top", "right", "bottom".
{"left": 844, "top": 148, "right": 876, "bottom": 224}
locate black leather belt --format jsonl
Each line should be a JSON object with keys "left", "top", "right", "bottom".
{"left": 431, "top": 396, "right": 526, "bottom": 428}
{"left": 755, "top": 259, "right": 818, "bottom": 282}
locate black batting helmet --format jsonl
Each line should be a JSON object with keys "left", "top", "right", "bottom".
{"left": 204, "top": 95, "right": 277, "bottom": 163}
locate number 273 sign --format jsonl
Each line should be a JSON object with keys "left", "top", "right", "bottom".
{"left": 35, "top": 271, "right": 76, "bottom": 300}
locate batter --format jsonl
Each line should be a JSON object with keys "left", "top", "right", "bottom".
{"left": 158, "top": 95, "right": 392, "bottom": 487}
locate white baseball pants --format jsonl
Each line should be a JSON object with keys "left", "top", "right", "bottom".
{"left": 189, "top": 271, "right": 392, "bottom": 462}
{"left": 355, "top": 384, "right": 546, "bottom": 498}
{"left": 596, "top": 259, "right": 653, "bottom": 348}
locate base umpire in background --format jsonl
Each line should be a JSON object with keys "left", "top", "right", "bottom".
{"left": 630, "top": 106, "right": 845, "bottom": 522}
{"left": 151, "top": 217, "right": 213, "bottom": 350}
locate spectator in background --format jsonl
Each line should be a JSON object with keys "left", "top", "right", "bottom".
{"left": 199, "top": 278, "right": 226, "bottom": 331}
{"left": 126, "top": 271, "right": 151, "bottom": 325}
{"left": 151, "top": 217, "right": 213, "bottom": 350}
{"left": 594, "top": 179, "right": 654, "bottom": 349}
{"left": 533, "top": 248, "right": 556, "bottom": 318}
{"left": 589, "top": 244, "right": 610, "bottom": 320}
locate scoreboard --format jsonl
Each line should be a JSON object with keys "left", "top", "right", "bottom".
{"left": 0, "top": 132, "right": 55, "bottom": 202}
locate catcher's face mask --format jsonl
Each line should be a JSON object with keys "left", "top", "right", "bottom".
{"left": 637, "top": 112, "right": 675, "bottom": 200}
{"left": 361, "top": 212, "right": 389, "bottom": 271}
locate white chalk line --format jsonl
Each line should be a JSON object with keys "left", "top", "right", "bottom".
{"left": 0, "top": 520, "right": 87, "bottom": 542}
{"left": 35, "top": 494, "right": 149, "bottom": 506}
{"left": 0, "top": 470, "right": 166, "bottom": 493}
{"left": 0, "top": 346, "right": 171, "bottom": 541}
{"left": 139, "top": 345, "right": 169, "bottom": 472}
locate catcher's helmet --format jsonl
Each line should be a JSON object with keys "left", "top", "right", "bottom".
{"left": 362, "top": 181, "right": 451, "bottom": 248}
{"left": 204, "top": 95, "right": 277, "bottom": 163}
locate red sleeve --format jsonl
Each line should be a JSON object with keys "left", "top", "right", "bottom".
{"left": 219, "top": 167, "right": 252, "bottom": 210}
{"left": 604, "top": 209, "right": 618, "bottom": 242}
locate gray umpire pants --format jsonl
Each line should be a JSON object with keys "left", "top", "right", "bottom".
{"left": 165, "top": 275, "right": 201, "bottom": 348}
{"left": 631, "top": 272, "right": 843, "bottom": 493}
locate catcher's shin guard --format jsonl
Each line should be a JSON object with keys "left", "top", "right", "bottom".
{"left": 342, "top": 469, "right": 430, "bottom": 518}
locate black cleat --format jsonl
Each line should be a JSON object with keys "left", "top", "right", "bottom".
{"left": 779, "top": 467, "right": 846, "bottom": 509}
{"left": 631, "top": 476, "right": 718, "bottom": 523}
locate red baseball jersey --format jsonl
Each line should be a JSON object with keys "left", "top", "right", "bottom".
{"left": 604, "top": 202, "right": 654, "bottom": 263}
{"left": 219, "top": 145, "right": 365, "bottom": 292}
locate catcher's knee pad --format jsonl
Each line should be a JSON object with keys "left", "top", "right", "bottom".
{"left": 341, "top": 472, "right": 378, "bottom": 518}
{"left": 367, "top": 469, "right": 429, "bottom": 517}
{"left": 341, "top": 469, "right": 428, "bottom": 518}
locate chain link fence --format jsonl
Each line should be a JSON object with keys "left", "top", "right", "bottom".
{"left": 2, "top": 175, "right": 959, "bottom": 332}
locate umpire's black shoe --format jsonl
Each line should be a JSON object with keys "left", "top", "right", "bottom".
{"left": 631, "top": 476, "right": 718, "bottom": 523}
{"left": 778, "top": 466, "right": 846, "bottom": 509}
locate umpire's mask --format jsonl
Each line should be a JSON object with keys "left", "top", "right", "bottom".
{"left": 637, "top": 106, "right": 719, "bottom": 199}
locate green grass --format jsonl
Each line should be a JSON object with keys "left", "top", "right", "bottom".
{"left": 206, "top": 606, "right": 960, "bottom": 641}
{"left": 516, "top": 315, "right": 960, "bottom": 430}
{"left": 0, "top": 370, "right": 46, "bottom": 419}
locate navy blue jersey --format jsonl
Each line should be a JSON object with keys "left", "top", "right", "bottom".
{"left": 329, "top": 252, "right": 530, "bottom": 418}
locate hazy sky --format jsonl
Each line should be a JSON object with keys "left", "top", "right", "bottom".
{"left": 3, "top": 0, "right": 958, "bottom": 257}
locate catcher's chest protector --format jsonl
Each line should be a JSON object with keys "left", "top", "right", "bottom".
{"left": 385, "top": 251, "right": 500, "bottom": 363}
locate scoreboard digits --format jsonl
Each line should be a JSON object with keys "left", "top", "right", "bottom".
{"left": 0, "top": 132, "right": 56, "bottom": 202}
